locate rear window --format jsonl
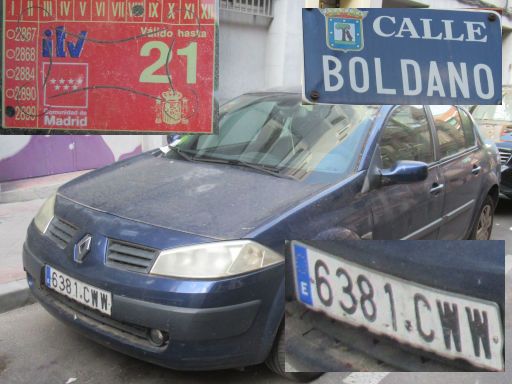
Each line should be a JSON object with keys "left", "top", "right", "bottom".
{"left": 430, "top": 106, "right": 475, "bottom": 159}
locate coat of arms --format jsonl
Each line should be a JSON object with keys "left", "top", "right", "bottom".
{"left": 322, "top": 8, "right": 368, "bottom": 52}
{"left": 155, "top": 88, "right": 189, "bottom": 126}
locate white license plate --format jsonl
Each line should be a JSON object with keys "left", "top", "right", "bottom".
{"left": 292, "top": 241, "right": 504, "bottom": 371}
{"left": 45, "top": 265, "right": 112, "bottom": 316}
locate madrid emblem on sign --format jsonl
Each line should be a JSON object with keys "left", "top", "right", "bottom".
{"left": 325, "top": 8, "right": 367, "bottom": 52}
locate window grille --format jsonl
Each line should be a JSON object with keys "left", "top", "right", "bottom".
{"left": 220, "top": 0, "right": 273, "bottom": 17}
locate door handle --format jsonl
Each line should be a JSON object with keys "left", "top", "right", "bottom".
{"left": 472, "top": 165, "right": 482, "bottom": 175}
{"left": 430, "top": 183, "right": 445, "bottom": 195}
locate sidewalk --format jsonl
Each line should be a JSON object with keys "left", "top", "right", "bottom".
{"left": 0, "top": 170, "right": 90, "bottom": 204}
{"left": 0, "top": 170, "right": 90, "bottom": 313}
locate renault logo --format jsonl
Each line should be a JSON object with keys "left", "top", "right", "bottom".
{"left": 74, "top": 234, "right": 92, "bottom": 263}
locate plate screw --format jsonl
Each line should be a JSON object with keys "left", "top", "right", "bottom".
{"left": 310, "top": 90, "right": 320, "bottom": 101}
{"left": 5, "top": 106, "right": 15, "bottom": 117}
{"left": 132, "top": 4, "right": 144, "bottom": 16}
{"left": 488, "top": 13, "right": 497, "bottom": 21}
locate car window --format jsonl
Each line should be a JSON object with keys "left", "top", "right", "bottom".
{"left": 431, "top": 106, "right": 474, "bottom": 159}
{"left": 379, "top": 106, "right": 434, "bottom": 169}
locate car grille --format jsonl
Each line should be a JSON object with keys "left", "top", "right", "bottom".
{"left": 498, "top": 147, "right": 512, "bottom": 165}
{"left": 46, "top": 217, "right": 78, "bottom": 248}
{"left": 106, "top": 240, "right": 158, "bottom": 273}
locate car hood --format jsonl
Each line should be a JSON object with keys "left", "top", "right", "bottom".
{"left": 58, "top": 153, "right": 328, "bottom": 239}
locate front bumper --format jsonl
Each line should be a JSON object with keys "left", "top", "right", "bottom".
{"left": 23, "top": 241, "right": 284, "bottom": 370}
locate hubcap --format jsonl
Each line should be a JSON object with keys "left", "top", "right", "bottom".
{"left": 475, "top": 204, "right": 493, "bottom": 240}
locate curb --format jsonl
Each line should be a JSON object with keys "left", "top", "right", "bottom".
{"left": 0, "top": 279, "right": 35, "bottom": 315}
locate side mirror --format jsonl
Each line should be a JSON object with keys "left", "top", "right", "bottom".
{"left": 380, "top": 160, "right": 428, "bottom": 185}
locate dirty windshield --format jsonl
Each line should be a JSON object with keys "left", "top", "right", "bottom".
{"left": 168, "top": 94, "right": 379, "bottom": 183}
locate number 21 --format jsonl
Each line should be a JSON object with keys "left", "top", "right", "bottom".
{"left": 139, "top": 41, "right": 197, "bottom": 84}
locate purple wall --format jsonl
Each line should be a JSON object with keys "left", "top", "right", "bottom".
{"left": 0, "top": 136, "right": 142, "bottom": 182}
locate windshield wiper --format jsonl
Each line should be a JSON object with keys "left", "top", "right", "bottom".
{"left": 166, "top": 146, "right": 195, "bottom": 162}
{"left": 166, "top": 147, "right": 297, "bottom": 180}
{"left": 191, "top": 155, "right": 298, "bottom": 180}
{"left": 228, "top": 159, "right": 298, "bottom": 180}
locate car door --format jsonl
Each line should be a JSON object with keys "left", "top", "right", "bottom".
{"left": 369, "top": 105, "right": 445, "bottom": 240}
{"left": 429, "top": 106, "right": 484, "bottom": 240}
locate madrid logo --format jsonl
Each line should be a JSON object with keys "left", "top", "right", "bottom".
{"left": 323, "top": 9, "right": 368, "bottom": 52}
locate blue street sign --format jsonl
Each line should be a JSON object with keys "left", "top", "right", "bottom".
{"left": 303, "top": 8, "right": 502, "bottom": 105}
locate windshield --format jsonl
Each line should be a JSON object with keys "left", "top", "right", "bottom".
{"left": 166, "top": 94, "right": 379, "bottom": 184}
{"left": 473, "top": 90, "right": 512, "bottom": 122}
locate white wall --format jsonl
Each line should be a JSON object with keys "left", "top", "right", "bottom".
{"left": 265, "top": 0, "right": 305, "bottom": 89}
{"left": 218, "top": 0, "right": 307, "bottom": 103}
{"left": 218, "top": 13, "right": 270, "bottom": 103}
{"left": 141, "top": 136, "right": 166, "bottom": 151}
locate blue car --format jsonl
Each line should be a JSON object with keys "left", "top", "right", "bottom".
{"left": 23, "top": 90, "right": 500, "bottom": 379}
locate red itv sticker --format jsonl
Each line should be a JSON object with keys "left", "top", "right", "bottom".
{"left": 2, "top": 0, "right": 218, "bottom": 133}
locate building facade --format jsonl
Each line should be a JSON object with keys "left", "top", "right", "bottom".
{"left": 219, "top": 0, "right": 512, "bottom": 104}
{"left": 218, "top": 0, "right": 306, "bottom": 103}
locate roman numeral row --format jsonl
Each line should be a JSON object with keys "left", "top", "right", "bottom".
{"left": 5, "top": 0, "right": 216, "bottom": 24}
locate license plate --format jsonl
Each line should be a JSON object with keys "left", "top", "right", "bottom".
{"left": 45, "top": 265, "right": 112, "bottom": 316}
{"left": 291, "top": 241, "right": 504, "bottom": 371}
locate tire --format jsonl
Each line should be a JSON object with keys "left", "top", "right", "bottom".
{"left": 469, "top": 195, "right": 495, "bottom": 240}
{"left": 265, "top": 325, "right": 322, "bottom": 382}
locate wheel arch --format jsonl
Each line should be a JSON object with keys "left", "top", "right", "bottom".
{"left": 488, "top": 184, "right": 499, "bottom": 208}
{"left": 466, "top": 185, "right": 498, "bottom": 240}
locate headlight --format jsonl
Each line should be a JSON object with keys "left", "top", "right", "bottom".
{"left": 34, "top": 194, "right": 56, "bottom": 233}
{"left": 150, "top": 240, "right": 283, "bottom": 279}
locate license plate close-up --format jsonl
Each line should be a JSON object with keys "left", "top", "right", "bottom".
{"left": 45, "top": 265, "right": 112, "bottom": 316}
{"left": 292, "top": 242, "right": 504, "bottom": 371}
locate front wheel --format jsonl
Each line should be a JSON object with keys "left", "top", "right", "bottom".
{"left": 265, "top": 326, "right": 322, "bottom": 382}
{"left": 469, "top": 195, "right": 495, "bottom": 240}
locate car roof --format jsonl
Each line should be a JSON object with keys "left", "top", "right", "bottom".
{"left": 242, "top": 88, "right": 476, "bottom": 108}
{"left": 247, "top": 86, "right": 302, "bottom": 95}
{"left": 243, "top": 89, "right": 386, "bottom": 106}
